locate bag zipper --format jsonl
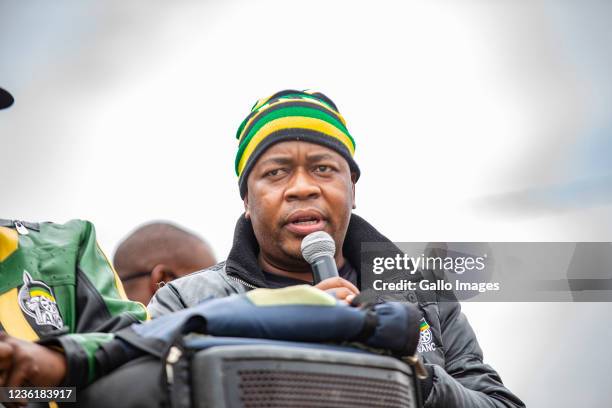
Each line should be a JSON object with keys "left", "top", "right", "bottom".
{"left": 1, "top": 219, "right": 40, "bottom": 235}
{"left": 165, "top": 346, "right": 183, "bottom": 385}
{"left": 402, "top": 354, "right": 429, "bottom": 380}
{"left": 13, "top": 221, "right": 29, "bottom": 235}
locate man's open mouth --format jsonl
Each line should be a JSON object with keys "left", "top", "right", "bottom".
{"left": 284, "top": 210, "right": 327, "bottom": 235}
{"left": 291, "top": 216, "right": 320, "bottom": 225}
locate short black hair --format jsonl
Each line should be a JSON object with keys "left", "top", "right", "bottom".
{"left": 113, "top": 221, "right": 213, "bottom": 278}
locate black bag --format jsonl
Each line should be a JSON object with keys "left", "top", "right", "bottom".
{"left": 80, "top": 286, "right": 425, "bottom": 408}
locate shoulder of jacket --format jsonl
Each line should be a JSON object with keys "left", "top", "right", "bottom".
{"left": 161, "top": 261, "right": 243, "bottom": 308}
{"left": 168, "top": 261, "right": 227, "bottom": 286}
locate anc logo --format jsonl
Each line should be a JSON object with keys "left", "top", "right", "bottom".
{"left": 18, "top": 271, "right": 64, "bottom": 330}
{"left": 417, "top": 317, "right": 436, "bottom": 353}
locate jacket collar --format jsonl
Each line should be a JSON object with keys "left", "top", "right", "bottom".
{"left": 225, "top": 213, "right": 393, "bottom": 289}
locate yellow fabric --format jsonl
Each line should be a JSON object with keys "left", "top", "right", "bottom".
{"left": 29, "top": 289, "right": 56, "bottom": 302}
{"left": 238, "top": 116, "right": 355, "bottom": 175}
{"left": 96, "top": 242, "right": 128, "bottom": 300}
{"left": 246, "top": 285, "right": 337, "bottom": 307}
{"left": 252, "top": 93, "right": 275, "bottom": 111}
{"left": 239, "top": 97, "right": 347, "bottom": 142}
{"left": 0, "top": 288, "right": 40, "bottom": 341}
{"left": 0, "top": 225, "right": 19, "bottom": 262}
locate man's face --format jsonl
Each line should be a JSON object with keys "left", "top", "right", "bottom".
{"left": 245, "top": 141, "right": 356, "bottom": 269}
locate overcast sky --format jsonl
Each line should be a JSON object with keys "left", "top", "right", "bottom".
{"left": 1, "top": 1, "right": 611, "bottom": 405}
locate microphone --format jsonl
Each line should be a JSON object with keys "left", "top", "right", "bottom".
{"left": 301, "top": 231, "right": 338, "bottom": 284}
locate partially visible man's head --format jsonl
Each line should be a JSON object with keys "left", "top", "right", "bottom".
{"left": 113, "top": 222, "right": 216, "bottom": 305}
{"left": 0, "top": 87, "right": 15, "bottom": 110}
{"left": 234, "top": 90, "right": 359, "bottom": 271}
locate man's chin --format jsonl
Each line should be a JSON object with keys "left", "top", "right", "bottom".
{"left": 278, "top": 227, "right": 336, "bottom": 261}
{"left": 278, "top": 240, "right": 308, "bottom": 263}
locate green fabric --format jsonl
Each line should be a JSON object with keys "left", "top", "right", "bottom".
{"left": 76, "top": 221, "right": 146, "bottom": 318}
{"left": 0, "top": 219, "right": 148, "bottom": 385}
{"left": 236, "top": 92, "right": 338, "bottom": 139}
{"left": 239, "top": 104, "right": 351, "bottom": 144}
{"left": 234, "top": 89, "right": 360, "bottom": 199}
{"left": 65, "top": 332, "right": 115, "bottom": 383}
{"left": 274, "top": 93, "right": 337, "bottom": 110}
{"left": 53, "top": 284, "right": 76, "bottom": 333}
{"left": 0, "top": 221, "right": 79, "bottom": 294}
{"left": 0, "top": 220, "right": 83, "bottom": 331}
{"left": 234, "top": 104, "right": 354, "bottom": 175}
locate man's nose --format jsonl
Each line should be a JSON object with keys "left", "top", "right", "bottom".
{"left": 284, "top": 168, "right": 321, "bottom": 201}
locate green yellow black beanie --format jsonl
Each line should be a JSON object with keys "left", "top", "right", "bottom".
{"left": 235, "top": 89, "right": 360, "bottom": 198}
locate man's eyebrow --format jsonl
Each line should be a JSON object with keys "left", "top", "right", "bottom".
{"left": 257, "top": 157, "right": 293, "bottom": 166}
{"left": 306, "top": 153, "right": 338, "bottom": 162}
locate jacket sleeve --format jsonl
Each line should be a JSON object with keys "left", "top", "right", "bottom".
{"left": 424, "top": 301, "right": 525, "bottom": 408}
{"left": 39, "top": 220, "right": 149, "bottom": 387}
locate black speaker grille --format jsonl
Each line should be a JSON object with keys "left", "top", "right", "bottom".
{"left": 236, "top": 369, "right": 412, "bottom": 408}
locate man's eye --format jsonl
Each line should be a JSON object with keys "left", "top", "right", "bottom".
{"left": 265, "top": 169, "right": 283, "bottom": 177}
{"left": 315, "top": 165, "right": 331, "bottom": 172}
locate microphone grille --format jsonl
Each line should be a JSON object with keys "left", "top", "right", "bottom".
{"left": 301, "top": 231, "right": 336, "bottom": 264}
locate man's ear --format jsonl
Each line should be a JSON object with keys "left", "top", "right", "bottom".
{"left": 149, "top": 264, "right": 175, "bottom": 294}
{"left": 243, "top": 193, "right": 251, "bottom": 219}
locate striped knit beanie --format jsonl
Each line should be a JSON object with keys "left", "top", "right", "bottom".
{"left": 235, "top": 89, "right": 360, "bottom": 198}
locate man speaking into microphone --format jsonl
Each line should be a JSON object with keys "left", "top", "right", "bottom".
{"left": 148, "top": 89, "right": 524, "bottom": 407}
{"left": 151, "top": 89, "right": 361, "bottom": 306}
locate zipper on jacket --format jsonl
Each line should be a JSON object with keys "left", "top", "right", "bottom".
{"left": 13, "top": 220, "right": 29, "bottom": 235}
{"left": 228, "top": 275, "right": 259, "bottom": 289}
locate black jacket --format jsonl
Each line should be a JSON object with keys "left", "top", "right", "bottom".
{"left": 149, "top": 214, "right": 525, "bottom": 408}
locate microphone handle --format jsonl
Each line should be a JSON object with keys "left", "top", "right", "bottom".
{"left": 311, "top": 255, "right": 339, "bottom": 284}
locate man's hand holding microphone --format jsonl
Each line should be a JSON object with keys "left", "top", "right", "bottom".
{"left": 301, "top": 231, "right": 360, "bottom": 303}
